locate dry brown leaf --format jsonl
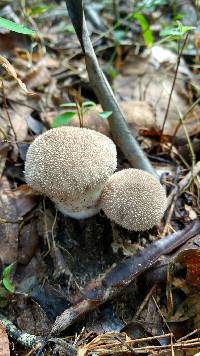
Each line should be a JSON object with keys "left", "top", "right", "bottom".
{"left": 14, "top": 184, "right": 40, "bottom": 217}
{"left": 114, "top": 47, "right": 200, "bottom": 138}
{"left": 177, "top": 249, "right": 200, "bottom": 288}
{"left": 67, "top": 100, "right": 155, "bottom": 136}
{"left": 0, "top": 177, "right": 19, "bottom": 264}
{"left": 24, "top": 60, "right": 51, "bottom": 89}
{"left": 0, "top": 322, "right": 10, "bottom": 356}
{"left": 0, "top": 55, "right": 34, "bottom": 95}
{"left": 0, "top": 181, "right": 39, "bottom": 265}
{"left": 0, "top": 109, "right": 28, "bottom": 142}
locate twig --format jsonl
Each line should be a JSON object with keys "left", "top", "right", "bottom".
{"left": 65, "top": 0, "right": 157, "bottom": 178}
{"left": 0, "top": 312, "right": 45, "bottom": 350}
{"left": 75, "top": 102, "right": 83, "bottom": 128}
{"left": 160, "top": 33, "right": 189, "bottom": 137}
{"left": 168, "top": 94, "right": 196, "bottom": 171}
{"left": 127, "top": 340, "right": 200, "bottom": 352}
{"left": 177, "top": 329, "right": 200, "bottom": 342}
{"left": 167, "top": 161, "right": 200, "bottom": 209}
{"left": 1, "top": 81, "right": 18, "bottom": 146}
{"left": 134, "top": 284, "right": 157, "bottom": 319}
{"left": 77, "top": 332, "right": 200, "bottom": 355}
{"left": 0, "top": 217, "right": 23, "bottom": 224}
{"left": 162, "top": 167, "right": 180, "bottom": 236}
{"left": 169, "top": 96, "right": 200, "bottom": 154}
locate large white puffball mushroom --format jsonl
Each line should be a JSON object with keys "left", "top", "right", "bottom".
{"left": 100, "top": 169, "right": 167, "bottom": 231}
{"left": 25, "top": 127, "right": 117, "bottom": 218}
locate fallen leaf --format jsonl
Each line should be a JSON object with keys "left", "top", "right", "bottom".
{"left": 18, "top": 221, "right": 39, "bottom": 265}
{"left": 15, "top": 296, "right": 51, "bottom": 336}
{"left": 0, "top": 177, "right": 19, "bottom": 265}
{"left": 176, "top": 249, "right": 200, "bottom": 288}
{"left": 0, "top": 322, "right": 10, "bottom": 356}
{"left": 0, "top": 144, "right": 9, "bottom": 178}
{"left": 114, "top": 47, "right": 200, "bottom": 138}
{"left": 24, "top": 60, "right": 51, "bottom": 89}
{"left": 0, "top": 181, "right": 39, "bottom": 265}
{"left": 67, "top": 100, "right": 155, "bottom": 136}
{"left": 14, "top": 184, "right": 40, "bottom": 217}
{"left": 0, "top": 32, "right": 29, "bottom": 58}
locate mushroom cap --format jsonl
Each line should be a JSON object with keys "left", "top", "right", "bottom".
{"left": 25, "top": 127, "right": 117, "bottom": 212}
{"left": 100, "top": 169, "right": 167, "bottom": 231}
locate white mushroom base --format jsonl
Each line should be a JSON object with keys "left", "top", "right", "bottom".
{"left": 55, "top": 203, "right": 100, "bottom": 219}
{"left": 54, "top": 186, "right": 105, "bottom": 219}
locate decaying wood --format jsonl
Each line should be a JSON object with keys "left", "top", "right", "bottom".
{"left": 0, "top": 313, "right": 45, "bottom": 350}
{"left": 50, "top": 219, "right": 200, "bottom": 336}
{"left": 65, "top": 0, "right": 157, "bottom": 178}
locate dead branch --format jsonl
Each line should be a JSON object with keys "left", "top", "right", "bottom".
{"left": 0, "top": 312, "right": 45, "bottom": 349}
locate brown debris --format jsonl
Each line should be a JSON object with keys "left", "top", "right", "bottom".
{"left": 50, "top": 220, "right": 200, "bottom": 336}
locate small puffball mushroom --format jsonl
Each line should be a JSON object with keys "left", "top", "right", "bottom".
{"left": 25, "top": 127, "right": 117, "bottom": 219}
{"left": 100, "top": 169, "right": 167, "bottom": 231}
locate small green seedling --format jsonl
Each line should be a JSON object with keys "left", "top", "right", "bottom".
{"left": 131, "top": 13, "right": 154, "bottom": 47}
{"left": 0, "top": 262, "right": 15, "bottom": 307}
{"left": 52, "top": 100, "right": 113, "bottom": 128}
{"left": 159, "top": 21, "right": 196, "bottom": 43}
{"left": 98, "top": 111, "right": 113, "bottom": 119}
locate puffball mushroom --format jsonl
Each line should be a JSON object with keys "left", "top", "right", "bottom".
{"left": 25, "top": 127, "right": 117, "bottom": 219}
{"left": 100, "top": 169, "right": 167, "bottom": 231}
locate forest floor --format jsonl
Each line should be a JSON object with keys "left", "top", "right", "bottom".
{"left": 0, "top": 1, "right": 200, "bottom": 355}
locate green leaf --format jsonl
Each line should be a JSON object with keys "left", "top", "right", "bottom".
{"left": 28, "top": 5, "right": 52, "bottom": 16}
{"left": 82, "top": 101, "right": 96, "bottom": 108}
{"left": 99, "top": 111, "right": 112, "bottom": 119}
{"left": 160, "top": 22, "right": 196, "bottom": 40}
{"left": 132, "top": 13, "right": 153, "bottom": 47}
{"left": 0, "top": 17, "right": 36, "bottom": 36}
{"left": 2, "top": 278, "right": 15, "bottom": 293}
{"left": 2, "top": 262, "right": 15, "bottom": 279}
{"left": 60, "top": 102, "right": 77, "bottom": 107}
{"left": 52, "top": 112, "right": 76, "bottom": 128}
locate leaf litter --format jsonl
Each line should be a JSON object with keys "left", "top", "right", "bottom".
{"left": 0, "top": 1, "right": 199, "bottom": 355}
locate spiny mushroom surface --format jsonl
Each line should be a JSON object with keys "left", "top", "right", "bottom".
{"left": 25, "top": 127, "right": 117, "bottom": 218}
{"left": 100, "top": 169, "right": 167, "bottom": 231}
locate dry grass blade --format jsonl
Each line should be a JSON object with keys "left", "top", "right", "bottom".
{"left": 77, "top": 331, "right": 200, "bottom": 355}
{"left": 0, "top": 56, "right": 34, "bottom": 95}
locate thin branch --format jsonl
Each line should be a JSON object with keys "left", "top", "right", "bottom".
{"left": 0, "top": 312, "right": 45, "bottom": 350}
{"left": 160, "top": 33, "right": 189, "bottom": 137}
{"left": 169, "top": 96, "right": 200, "bottom": 153}
{"left": 1, "top": 81, "right": 18, "bottom": 146}
{"left": 167, "top": 160, "right": 200, "bottom": 209}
